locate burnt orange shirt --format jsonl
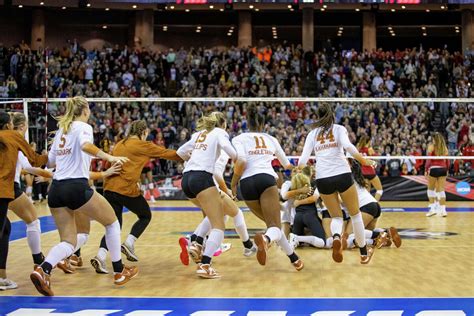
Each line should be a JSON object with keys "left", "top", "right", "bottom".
{"left": 104, "top": 138, "right": 183, "bottom": 197}
{"left": 0, "top": 130, "right": 48, "bottom": 199}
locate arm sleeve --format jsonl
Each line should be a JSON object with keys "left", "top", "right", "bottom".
{"left": 79, "top": 124, "right": 94, "bottom": 147}
{"left": 219, "top": 131, "right": 237, "bottom": 161}
{"left": 214, "top": 152, "right": 229, "bottom": 177}
{"left": 19, "top": 152, "right": 33, "bottom": 170}
{"left": 176, "top": 134, "right": 197, "bottom": 161}
{"left": 272, "top": 136, "right": 291, "bottom": 168}
{"left": 144, "top": 142, "right": 183, "bottom": 161}
{"left": 298, "top": 130, "right": 315, "bottom": 167}
{"left": 338, "top": 126, "right": 359, "bottom": 156}
{"left": 13, "top": 132, "right": 48, "bottom": 167}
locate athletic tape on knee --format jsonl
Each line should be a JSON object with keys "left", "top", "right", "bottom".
{"left": 376, "top": 190, "right": 383, "bottom": 196}
{"left": 438, "top": 191, "right": 446, "bottom": 199}
{"left": 427, "top": 190, "right": 437, "bottom": 198}
{"left": 26, "top": 219, "right": 41, "bottom": 233}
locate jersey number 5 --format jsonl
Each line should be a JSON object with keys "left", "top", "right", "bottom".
{"left": 317, "top": 130, "right": 334, "bottom": 144}
{"left": 59, "top": 135, "right": 66, "bottom": 149}
{"left": 254, "top": 136, "right": 267, "bottom": 149}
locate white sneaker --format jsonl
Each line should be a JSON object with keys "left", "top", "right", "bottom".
{"left": 289, "top": 233, "right": 299, "bottom": 250}
{"left": 243, "top": 244, "right": 257, "bottom": 257}
{"left": 150, "top": 196, "right": 156, "bottom": 202}
{"left": 121, "top": 243, "right": 139, "bottom": 262}
{"left": 196, "top": 263, "right": 221, "bottom": 279}
{"left": 439, "top": 206, "right": 447, "bottom": 217}
{"left": 0, "top": 278, "right": 18, "bottom": 291}
{"left": 426, "top": 204, "right": 437, "bottom": 217}
{"left": 90, "top": 256, "right": 109, "bottom": 274}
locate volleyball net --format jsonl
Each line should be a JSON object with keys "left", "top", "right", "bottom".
{"left": 1, "top": 97, "right": 472, "bottom": 201}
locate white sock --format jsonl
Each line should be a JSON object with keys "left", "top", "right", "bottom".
{"left": 105, "top": 221, "right": 122, "bottom": 263}
{"left": 26, "top": 187, "right": 32, "bottom": 195}
{"left": 265, "top": 226, "right": 282, "bottom": 243}
{"left": 26, "top": 219, "right": 42, "bottom": 255}
{"left": 233, "top": 209, "right": 250, "bottom": 242}
{"left": 44, "top": 241, "right": 75, "bottom": 267}
{"left": 196, "top": 217, "right": 212, "bottom": 237}
{"left": 97, "top": 247, "right": 108, "bottom": 261}
{"left": 373, "top": 228, "right": 384, "bottom": 233}
{"left": 350, "top": 213, "right": 367, "bottom": 248}
{"left": 74, "top": 233, "right": 89, "bottom": 253}
{"left": 296, "top": 235, "right": 325, "bottom": 248}
{"left": 347, "top": 235, "right": 356, "bottom": 249}
{"left": 276, "top": 232, "right": 293, "bottom": 255}
{"left": 331, "top": 217, "right": 344, "bottom": 236}
{"left": 203, "top": 229, "right": 224, "bottom": 259}
{"left": 325, "top": 237, "right": 334, "bottom": 249}
{"left": 125, "top": 234, "right": 137, "bottom": 248}
{"left": 365, "top": 230, "right": 374, "bottom": 239}
{"left": 367, "top": 239, "right": 374, "bottom": 246}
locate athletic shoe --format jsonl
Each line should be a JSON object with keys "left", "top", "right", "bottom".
{"left": 360, "top": 246, "right": 375, "bottom": 265}
{"left": 426, "top": 204, "right": 437, "bottom": 217}
{"left": 30, "top": 267, "right": 53, "bottom": 296}
{"left": 288, "top": 233, "right": 299, "bottom": 250}
{"left": 0, "top": 278, "right": 18, "bottom": 291}
{"left": 114, "top": 266, "right": 139, "bottom": 285}
{"left": 90, "top": 256, "right": 109, "bottom": 274}
{"left": 375, "top": 232, "right": 389, "bottom": 249}
{"left": 292, "top": 259, "right": 304, "bottom": 271}
{"left": 341, "top": 233, "right": 349, "bottom": 250}
{"left": 243, "top": 244, "right": 257, "bottom": 257}
{"left": 57, "top": 259, "right": 75, "bottom": 274}
{"left": 332, "top": 237, "right": 343, "bottom": 263}
{"left": 121, "top": 243, "right": 139, "bottom": 262}
{"left": 389, "top": 227, "right": 402, "bottom": 248}
{"left": 196, "top": 263, "right": 221, "bottom": 279}
{"left": 179, "top": 237, "right": 190, "bottom": 266}
{"left": 69, "top": 254, "right": 83, "bottom": 267}
{"left": 189, "top": 242, "right": 203, "bottom": 264}
{"left": 439, "top": 206, "right": 447, "bottom": 217}
{"left": 254, "top": 233, "right": 268, "bottom": 266}
{"left": 221, "top": 243, "right": 232, "bottom": 254}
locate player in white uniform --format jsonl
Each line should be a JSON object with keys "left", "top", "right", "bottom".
{"left": 30, "top": 96, "right": 137, "bottom": 296}
{"left": 177, "top": 149, "right": 256, "bottom": 266}
{"left": 298, "top": 103, "right": 377, "bottom": 264}
{"left": 176, "top": 112, "right": 237, "bottom": 279}
{"left": 342, "top": 158, "right": 402, "bottom": 250}
{"left": 231, "top": 104, "right": 303, "bottom": 271}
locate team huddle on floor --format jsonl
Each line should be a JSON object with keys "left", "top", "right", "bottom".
{"left": 0, "top": 96, "right": 451, "bottom": 294}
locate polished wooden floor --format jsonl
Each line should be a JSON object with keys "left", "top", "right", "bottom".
{"left": 2, "top": 200, "right": 473, "bottom": 298}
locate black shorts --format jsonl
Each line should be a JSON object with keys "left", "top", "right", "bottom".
{"left": 360, "top": 202, "right": 381, "bottom": 219}
{"left": 240, "top": 174, "right": 276, "bottom": 201}
{"left": 316, "top": 173, "right": 354, "bottom": 195}
{"left": 13, "top": 182, "right": 23, "bottom": 199}
{"left": 321, "top": 210, "right": 350, "bottom": 221}
{"left": 429, "top": 168, "right": 447, "bottom": 178}
{"left": 181, "top": 171, "right": 215, "bottom": 199}
{"left": 48, "top": 178, "right": 94, "bottom": 210}
{"left": 364, "top": 174, "right": 376, "bottom": 181}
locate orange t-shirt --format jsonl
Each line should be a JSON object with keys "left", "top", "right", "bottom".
{"left": 0, "top": 130, "right": 48, "bottom": 199}
{"left": 104, "top": 138, "right": 183, "bottom": 197}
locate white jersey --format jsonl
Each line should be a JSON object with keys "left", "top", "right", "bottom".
{"left": 299, "top": 124, "right": 358, "bottom": 179}
{"left": 15, "top": 151, "right": 33, "bottom": 184}
{"left": 49, "top": 121, "right": 94, "bottom": 181}
{"left": 213, "top": 151, "right": 230, "bottom": 189}
{"left": 356, "top": 183, "right": 377, "bottom": 208}
{"left": 177, "top": 128, "right": 236, "bottom": 174}
{"left": 280, "top": 181, "right": 295, "bottom": 224}
{"left": 232, "top": 132, "right": 290, "bottom": 180}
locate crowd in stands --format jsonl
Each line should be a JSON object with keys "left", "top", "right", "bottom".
{"left": 0, "top": 41, "right": 472, "bottom": 177}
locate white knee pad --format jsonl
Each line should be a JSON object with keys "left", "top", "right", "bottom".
{"left": 427, "top": 190, "right": 436, "bottom": 198}
{"left": 376, "top": 190, "right": 383, "bottom": 196}
{"left": 26, "top": 219, "right": 41, "bottom": 233}
{"left": 438, "top": 191, "right": 446, "bottom": 199}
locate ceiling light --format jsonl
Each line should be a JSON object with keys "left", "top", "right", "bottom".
{"left": 87, "top": 3, "right": 91, "bottom": 7}
{"left": 18, "top": 4, "right": 23, "bottom": 8}
{"left": 227, "top": 33, "right": 231, "bottom": 36}
{"left": 388, "top": 26, "right": 392, "bottom": 30}
{"left": 456, "top": 30, "right": 460, "bottom": 33}
{"left": 391, "top": 33, "right": 396, "bottom": 36}
{"left": 105, "top": 7, "right": 110, "bottom": 11}
{"left": 102, "top": 25, "right": 107, "bottom": 29}
{"left": 455, "top": 26, "right": 459, "bottom": 29}
{"left": 421, "top": 26, "right": 426, "bottom": 30}
{"left": 219, "top": 8, "right": 224, "bottom": 11}
{"left": 441, "top": 6, "right": 445, "bottom": 9}
{"left": 62, "top": 6, "right": 66, "bottom": 9}
{"left": 185, "top": 9, "right": 190, "bottom": 12}
{"left": 321, "top": 8, "right": 325, "bottom": 11}
{"left": 170, "top": 5, "right": 174, "bottom": 9}
{"left": 401, "top": 5, "right": 405, "bottom": 9}
{"left": 132, "top": 5, "right": 137, "bottom": 9}
{"left": 272, "top": 26, "right": 276, "bottom": 30}
{"left": 426, "top": 9, "right": 430, "bottom": 12}
{"left": 337, "top": 34, "right": 342, "bottom": 37}
{"left": 339, "top": 27, "right": 343, "bottom": 30}
{"left": 249, "top": 5, "right": 254, "bottom": 9}
{"left": 196, "top": 29, "right": 200, "bottom": 33}
{"left": 209, "top": 5, "right": 213, "bottom": 9}
{"left": 290, "top": 8, "right": 294, "bottom": 11}
{"left": 40, "top": 2, "right": 44, "bottom": 5}
{"left": 391, "top": 8, "right": 395, "bottom": 12}
{"left": 255, "top": 8, "right": 259, "bottom": 11}
{"left": 323, "top": 4, "right": 327, "bottom": 8}
{"left": 423, "top": 33, "right": 427, "bottom": 36}
{"left": 231, "top": 26, "right": 234, "bottom": 29}
{"left": 273, "top": 36, "right": 278, "bottom": 39}
{"left": 355, "top": 8, "right": 360, "bottom": 12}
{"left": 287, "top": 5, "right": 291, "bottom": 8}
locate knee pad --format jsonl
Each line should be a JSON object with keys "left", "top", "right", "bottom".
{"left": 26, "top": 187, "right": 33, "bottom": 195}
{"left": 26, "top": 219, "right": 41, "bottom": 233}
{"left": 376, "top": 190, "right": 383, "bottom": 196}
{"left": 438, "top": 191, "right": 446, "bottom": 199}
{"left": 427, "top": 190, "right": 436, "bottom": 198}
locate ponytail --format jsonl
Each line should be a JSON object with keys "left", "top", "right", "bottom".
{"left": 349, "top": 159, "right": 367, "bottom": 188}
{"left": 56, "top": 96, "right": 89, "bottom": 134}
{"left": 247, "top": 103, "right": 265, "bottom": 132}
{"left": 312, "top": 103, "right": 335, "bottom": 132}
{"left": 12, "top": 112, "right": 27, "bottom": 130}
{"left": 433, "top": 133, "right": 448, "bottom": 156}
{"left": 196, "top": 112, "right": 226, "bottom": 132}
{"left": 125, "top": 120, "right": 148, "bottom": 143}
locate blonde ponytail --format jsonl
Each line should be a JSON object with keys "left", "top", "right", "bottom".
{"left": 196, "top": 112, "right": 226, "bottom": 132}
{"left": 291, "top": 173, "right": 311, "bottom": 200}
{"left": 433, "top": 133, "right": 448, "bottom": 156}
{"left": 56, "top": 96, "right": 89, "bottom": 134}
